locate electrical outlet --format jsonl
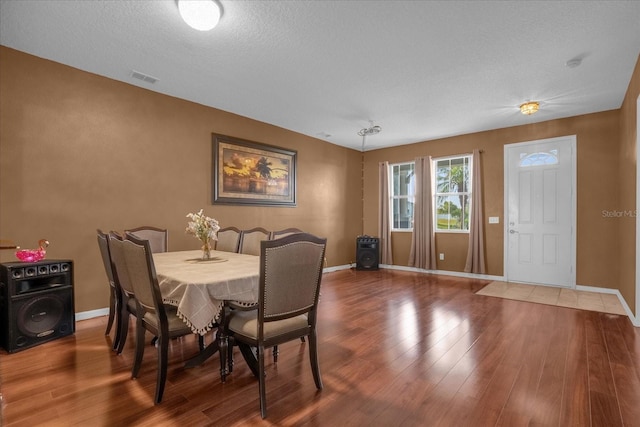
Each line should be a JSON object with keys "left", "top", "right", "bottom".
{"left": 439, "top": 253, "right": 444, "bottom": 261}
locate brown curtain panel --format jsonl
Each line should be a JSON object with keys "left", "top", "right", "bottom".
{"left": 378, "top": 162, "right": 393, "bottom": 265}
{"left": 408, "top": 156, "right": 436, "bottom": 269}
{"left": 464, "top": 149, "right": 486, "bottom": 273}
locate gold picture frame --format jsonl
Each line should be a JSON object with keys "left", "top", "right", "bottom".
{"left": 212, "top": 134, "right": 297, "bottom": 206}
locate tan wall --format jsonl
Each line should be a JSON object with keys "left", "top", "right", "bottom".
{"left": 2, "top": 45, "right": 638, "bottom": 316}
{"left": 364, "top": 111, "right": 623, "bottom": 294}
{"left": 0, "top": 47, "right": 363, "bottom": 313}
{"left": 618, "top": 55, "right": 640, "bottom": 315}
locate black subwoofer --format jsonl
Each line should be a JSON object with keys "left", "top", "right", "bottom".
{"left": 356, "top": 236, "right": 379, "bottom": 270}
{"left": 0, "top": 260, "right": 75, "bottom": 353}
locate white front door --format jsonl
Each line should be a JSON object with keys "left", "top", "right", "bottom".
{"left": 504, "top": 136, "right": 576, "bottom": 287}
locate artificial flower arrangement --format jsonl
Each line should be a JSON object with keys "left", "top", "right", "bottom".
{"left": 185, "top": 209, "right": 220, "bottom": 259}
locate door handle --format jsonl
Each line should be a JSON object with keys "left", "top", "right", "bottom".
{"left": 509, "top": 229, "right": 518, "bottom": 234}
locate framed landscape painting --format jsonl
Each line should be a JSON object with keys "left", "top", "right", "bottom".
{"left": 212, "top": 134, "right": 297, "bottom": 206}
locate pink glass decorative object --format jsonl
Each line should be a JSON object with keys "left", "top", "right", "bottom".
{"left": 15, "top": 239, "right": 49, "bottom": 262}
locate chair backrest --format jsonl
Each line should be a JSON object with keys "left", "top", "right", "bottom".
{"left": 97, "top": 229, "right": 116, "bottom": 288}
{"left": 122, "top": 233, "right": 164, "bottom": 319}
{"left": 239, "top": 227, "right": 271, "bottom": 256}
{"left": 270, "top": 228, "right": 303, "bottom": 240}
{"left": 107, "top": 231, "right": 136, "bottom": 298}
{"left": 215, "top": 226, "right": 241, "bottom": 253}
{"left": 259, "top": 233, "right": 327, "bottom": 324}
{"left": 125, "top": 226, "right": 168, "bottom": 253}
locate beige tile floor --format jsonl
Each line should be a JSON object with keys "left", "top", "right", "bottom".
{"left": 476, "top": 281, "right": 627, "bottom": 315}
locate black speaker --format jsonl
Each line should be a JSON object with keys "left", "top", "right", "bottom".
{"left": 0, "top": 260, "right": 75, "bottom": 353}
{"left": 356, "top": 236, "right": 379, "bottom": 270}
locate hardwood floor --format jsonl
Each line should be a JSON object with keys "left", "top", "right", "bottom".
{"left": 1, "top": 269, "right": 639, "bottom": 426}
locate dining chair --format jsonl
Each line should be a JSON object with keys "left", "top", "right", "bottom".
{"left": 126, "top": 226, "right": 195, "bottom": 350}
{"left": 268, "top": 228, "right": 307, "bottom": 348}
{"left": 107, "top": 231, "right": 140, "bottom": 355}
{"left": 125, "top": 226, "right": 168, "bottom": 253}
{"left": 233, "top": 225, "right": 272, "bottom": 353}
{"left": 117, "top": 231, "right": 206, "bottom": 355}
{"left": 238, "top": 227, "right": 270, "bottom": 256}
{"left": 269, "top": 227, "right": 303, "bottom": 240}
{"left": 215, "top": 226, "right": 241, "bottom": 253}
{"left": 226, "top": 227, "right": 306, "bottom": 362}
{"left": 96, "top": 229, "right": 122, "bottom": 347}
{"left": 226, "top": 232, "right": 327, "bottom": 418}
{"left": 123, "top": 232, "right": 196, "bottom": 404}
{"left": 272, "top": 228, "right": 308, "bottom": 344}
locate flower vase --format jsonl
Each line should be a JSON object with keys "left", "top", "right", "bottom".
{"left": 201, "top": 241, "right": 212, "bottom": 260}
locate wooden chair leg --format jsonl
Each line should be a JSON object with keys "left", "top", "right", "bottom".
{"left": 308, "top": 330, "right": 323, "bottom": 390}
{"left": 105, "top": 287, "right": 116, "bottom": 335}
{"left": 198, "top": 334, "right": 205, "bottom": 351}
{"left": 115, "top": 305, "right": 130, "bottom": 354}
{"left": 111, "top": 291, "right": 123, "bottom": 351}
{"left": 111, "top": 308, "right": 123, "bottom": 351}
{"left": 219, "top": 331, "right": 228, "bottom": 383}
{"left": 111, "top": 317, "right": 121, "bottom": 351}
{"left": 227, "top": 335, "right": 234, "bottom": 373}
{"left": 258, "top": 345, "right": 267, "bottom": 419}
{"left": 131, "top": 317, "right": 145, "bottom": 379}
{"left": 273, "top": 345, "right": 279, "bottom": 363}
{"left": 155, "top": 335, "right": 168, "bottom": 404}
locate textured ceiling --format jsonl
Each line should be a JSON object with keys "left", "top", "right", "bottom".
{"left": 1, "top": 1, "right": 639, "bottom": 151}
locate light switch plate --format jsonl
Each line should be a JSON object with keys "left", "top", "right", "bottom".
{"left": 488, "top": 216, "right": 500, "bottom": 224}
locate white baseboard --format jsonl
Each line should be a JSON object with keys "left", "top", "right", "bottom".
{"left": 379, "top": 264, "right": 504, "bottom": 282}
{"left": 328, "top": 263, "right": 503, "bottom": 282}
{"left": 576, "top": 284, "right": 639, "bottom": 327}
{"left": 322, "top": 264, "right": 353, "bottom": 273}
{"left": 75, "top": 308, "right": 109, "bottom": 321}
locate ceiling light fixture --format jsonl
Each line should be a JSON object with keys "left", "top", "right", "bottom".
{"left": 178, "top": 0, "right": 221, "bottom": 31}
{"left": 519, "top": 101, "right": 540, "bottom": 115}
{"left": 357, "top": 123, "right": 382, "bottom": 137}
{"left": 566, "top": 58, "right": 582, "bottom": 69}
{"left": 358, "top": 121, "right": 382, "bottom": 152}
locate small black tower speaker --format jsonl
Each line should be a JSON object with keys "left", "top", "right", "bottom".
{"left": 356, "top": 236, "right": 379, "bottom": 270}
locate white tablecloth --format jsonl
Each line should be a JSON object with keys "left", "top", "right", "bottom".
{"left": 153, "top": 250, "right": 260, "bottom": 335}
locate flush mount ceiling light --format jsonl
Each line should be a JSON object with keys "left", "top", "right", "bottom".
{"left": 519, "top": 101, "right": 540, "bottom": 115}
{"left": 178, "top": 0, "right": 221, "bottom": 31}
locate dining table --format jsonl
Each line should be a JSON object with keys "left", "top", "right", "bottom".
{"left": 152, "top": 249, "right": 260, "bottom": 380}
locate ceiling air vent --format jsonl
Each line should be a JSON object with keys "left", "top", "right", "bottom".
{"left": 130, "top": 70, "right": 159, "bottom": 84}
